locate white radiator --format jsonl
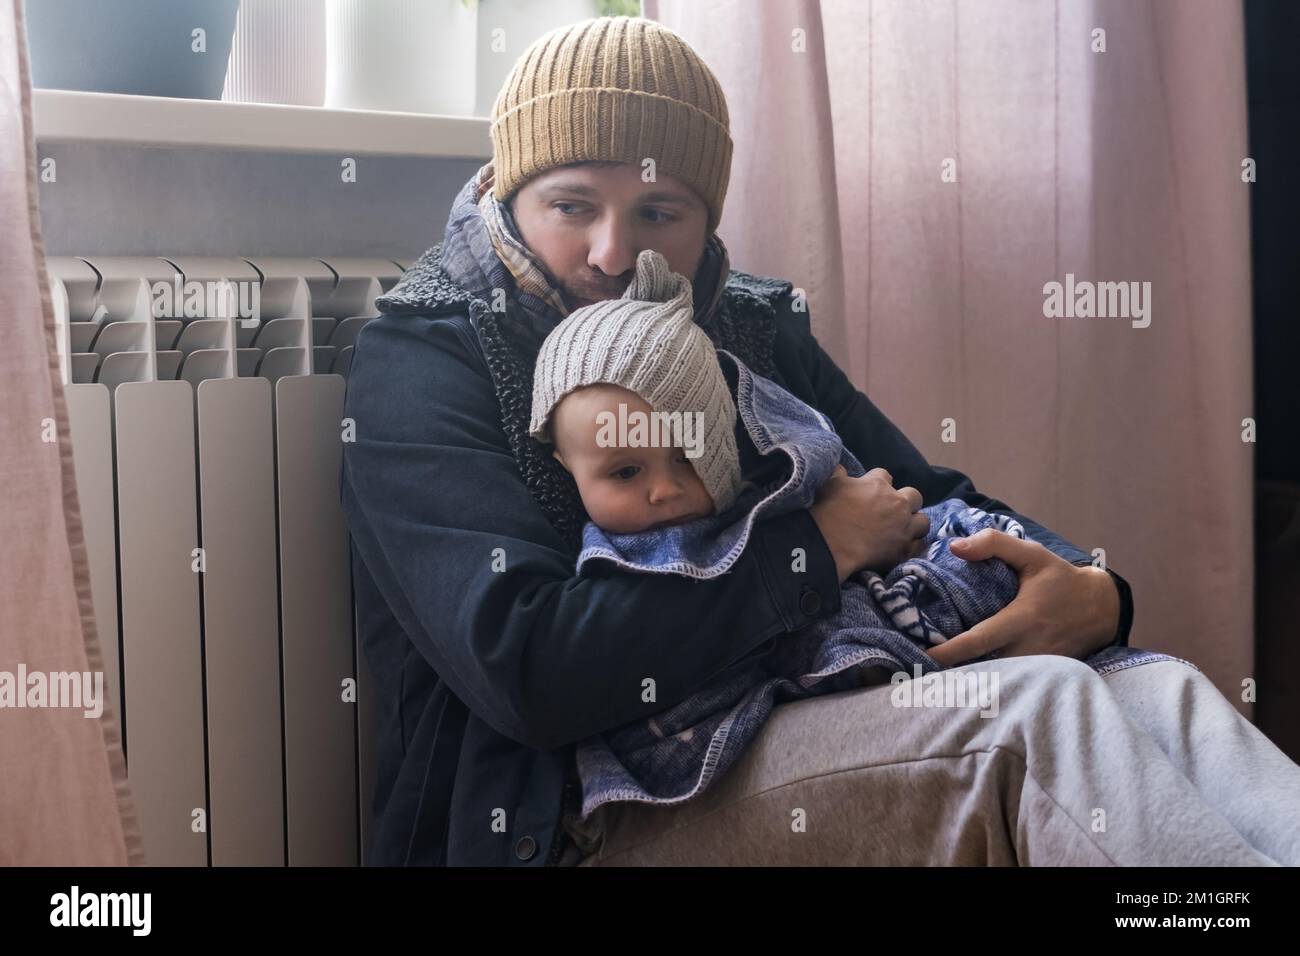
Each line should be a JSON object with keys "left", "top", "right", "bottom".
{"left": 49, "top": 254, "right": 410, "bottom": 866}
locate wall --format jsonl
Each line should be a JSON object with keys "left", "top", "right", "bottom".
{"left": 36, "top": 142, "right": 480, "bottom": 259}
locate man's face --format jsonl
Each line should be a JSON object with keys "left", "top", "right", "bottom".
{"left": 510, "top": 162, "right": 711, "bottom": 310}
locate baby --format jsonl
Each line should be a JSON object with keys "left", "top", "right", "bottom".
{"left": 526, "top": 251, "right": 1115, "bottom": 818}
{"left": 529, "top": 248, "right": 747, "bottom": 536}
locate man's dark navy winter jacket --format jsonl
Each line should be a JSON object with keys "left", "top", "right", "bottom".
{"left": 339, "top": 288, "right": 1132, "bottom": 867}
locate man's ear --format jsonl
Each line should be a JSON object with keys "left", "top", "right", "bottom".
{"left": 551, "top": 447, "right": 567, "bottom": 469}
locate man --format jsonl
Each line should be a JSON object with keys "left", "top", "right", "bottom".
{"left": 340, "top": 15, "right": 1149, "bottom": 867}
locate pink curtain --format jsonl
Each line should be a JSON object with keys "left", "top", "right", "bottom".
{"left": 646, "top": 0, "right": 1255, "bottom": 711}
{"left": 0, "top": 0, "right": 143, "bottom": 863}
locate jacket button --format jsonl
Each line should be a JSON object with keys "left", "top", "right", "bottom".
{"left": 799, "top": 587, "right": 822, "bottom": 617}
{"left": 514, "top": 835, "right": 537, "bottom": 861}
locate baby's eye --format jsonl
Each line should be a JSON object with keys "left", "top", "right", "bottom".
{"left": 612, "top": 465, "right": 641, "bottom": 480}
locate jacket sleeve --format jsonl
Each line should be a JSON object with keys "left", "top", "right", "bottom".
{"left": 340, "top": 312, "right": 844, "bottom": 752}
{"left": 770, "top": 302, "right": 1132, "bottom": 649}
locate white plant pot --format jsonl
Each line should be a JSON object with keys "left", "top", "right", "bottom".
{"left": 475, "top": 0, "right": 600, "bottom": 117}
{"left": 223, "top": 0, "right": 327, "bottom": 106}
{"left": 325, "top": 0, "right": 477, "bottom": 115}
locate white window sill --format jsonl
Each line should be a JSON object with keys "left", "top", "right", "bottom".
{"left": 33, "top": 89, "right": 491, "bottom": 159}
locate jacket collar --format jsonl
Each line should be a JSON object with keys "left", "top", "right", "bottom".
{"left": 375, "top": 242, "right": 475, "bottom": 316}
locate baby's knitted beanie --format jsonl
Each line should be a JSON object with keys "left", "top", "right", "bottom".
{"left": 529, "top": 250, "right": 744, "bottom": 515}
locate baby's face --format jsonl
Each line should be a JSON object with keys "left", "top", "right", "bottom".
{"left": 549, "top": 383, "right": 716, "bottom": 535}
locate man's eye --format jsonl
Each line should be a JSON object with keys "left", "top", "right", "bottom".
{"left": 643, "top": 208, "right": 675, "bottom": 224}
{"left": 555, "top": 202, "right": 586, "bottom": 216}
{"left": 612, "top": 465, "right": 640, "bottom": 480}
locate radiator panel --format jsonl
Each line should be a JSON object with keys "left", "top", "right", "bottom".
{"left": 114, "top": 380, "right": 208, "bottom": 866}
{"left": 196, "top": 377, "right": 285, "bottom": 866}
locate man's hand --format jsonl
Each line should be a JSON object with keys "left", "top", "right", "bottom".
{"left": 926, "top": 528, "right": 1119, "bottom": 667}
{"left": 809, "top": 465, "right": 930, "bottom": 583}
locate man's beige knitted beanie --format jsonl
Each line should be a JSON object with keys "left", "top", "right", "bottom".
{"left": 490, "top": 15, "right": 733, "bottom": 234}
{"left": 529, "top": 249, "right": 744, "bottom": 516}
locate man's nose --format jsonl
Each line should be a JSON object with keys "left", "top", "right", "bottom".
{"left": 586, "top": 216, "right": 637, "bottom": 279}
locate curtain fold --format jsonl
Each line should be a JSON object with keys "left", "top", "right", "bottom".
{"left": 647, "top": 0, "right": 1254, "bottom": 709}
{"left": 1, "top": 0, "right": 143, "bottom": 864}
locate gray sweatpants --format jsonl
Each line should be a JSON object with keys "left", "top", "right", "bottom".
{"left": 561, "top": 656, "right": 1300, "bottom": 866}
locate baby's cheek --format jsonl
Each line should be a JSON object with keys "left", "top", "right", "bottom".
{"left": 577, "top": 480, "right": 615, "bottom": 522}
{"left": 571, "top": 476, "right": 600, "bottom": 516}
{"left": 583, "top": 483, "right": 647, "bottom": 533}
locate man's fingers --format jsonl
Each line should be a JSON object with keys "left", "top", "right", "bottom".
{"left": 864, "top": 467, "right": 894, "bottom": 485}
{"left": 925, "top": 599, "right": 1036, "bottom": 666}
{"left": 949, "top": 528, "right": 1039, "bottom": 569}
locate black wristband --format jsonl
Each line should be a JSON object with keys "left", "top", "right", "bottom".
{"left": 1103, "top": 567, "right": 1134, "bottom": 647}
{"left": 1072, "top": 559, "right": 1134, "bottom": 647}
